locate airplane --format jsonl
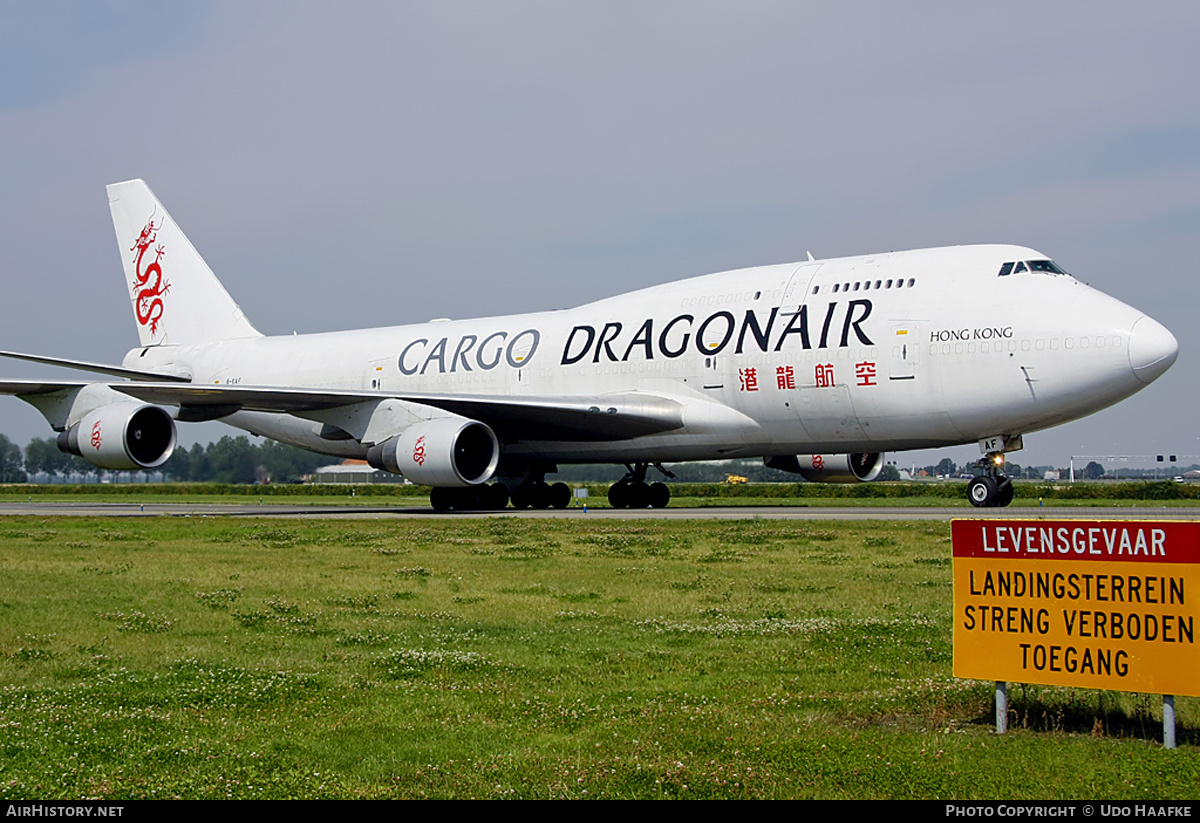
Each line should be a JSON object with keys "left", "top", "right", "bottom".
{"left": 0, "top": 180, "right": 1179, "bottom": 510}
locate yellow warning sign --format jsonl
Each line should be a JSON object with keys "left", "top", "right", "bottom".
{"left": 952, "top": 520, "right": 1199, "bottom": 696}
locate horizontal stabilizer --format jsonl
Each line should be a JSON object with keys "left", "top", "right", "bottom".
{"left": 0, "top": 379, "right": 90, "bottom": 397}
{"left": 0, "top": 350, "right": 191, "bottom": 383}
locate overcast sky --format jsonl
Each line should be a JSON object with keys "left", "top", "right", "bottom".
{"left": 1, "top": 1, "right": 1197, "bottom": 470}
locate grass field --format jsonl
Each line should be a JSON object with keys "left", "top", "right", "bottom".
{"left": 0, "top": 516, "right": 1196, "bottom": 799}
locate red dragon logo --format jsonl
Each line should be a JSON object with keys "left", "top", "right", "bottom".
{"left": 412, "top": 435, "right": 427, "bottom": 466}
{"left": 90, "top": 420, "right": 102, "bottom": 451}
{"left": 131, "top": 211, "right": 170, "bottom": 335}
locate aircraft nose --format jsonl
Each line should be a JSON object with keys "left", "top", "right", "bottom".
{"left": 1128, "top": 315, "right": 1178, "bottom": 384}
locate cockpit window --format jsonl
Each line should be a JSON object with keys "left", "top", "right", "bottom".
{"left": 1027, "top": 259, "right": 1068, "bottom": 274}
{"left": 999, "top": 259, "right": 1069, "bottom": 277}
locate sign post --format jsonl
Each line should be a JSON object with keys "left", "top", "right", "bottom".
{"left": 952, "top": 520, "right": 1199, "bottom": 746}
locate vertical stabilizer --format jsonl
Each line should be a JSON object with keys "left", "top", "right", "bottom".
{"left": 107, "top": 179, "right": 261, "bottom": 346}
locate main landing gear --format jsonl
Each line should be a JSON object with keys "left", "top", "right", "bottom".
{"left": 428, "top": 475, "right": 573, "bottom": 512}
{"left": 427, "top": 463, "right": 676, "bottom": 512}
{"left": 607, "top": 463, "right": 672, "bottom": 509}
{"left": 510, "top": 478, "right": 572, "bottom": 510}
{"left": 967, "top": 452, "right": 1014, "bottom": 508}
{"left": 429, "top": 482, "right": 512, "bottom": 512}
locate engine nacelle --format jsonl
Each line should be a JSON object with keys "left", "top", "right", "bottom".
{"left": 366, "top": 417, "right": 500, "bottom": 487}
{"left": 765, "top": 452, "right": 885, "bottom": 483}
{"left": 58, "top": 403, "right": 177, "bottom": 470}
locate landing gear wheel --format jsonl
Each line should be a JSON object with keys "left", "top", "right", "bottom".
{"left": 608, "top": 482, "right": 628, "bottom": 509}
{"left": 968, "top": 476, "right": 998, "bottom": 508}
{"left": 530, "top": 481, "right": 552, "bottom": 509}
{"left": 485, "top": 482, "right": 510, "bottom": 510}
{"left": 549, "top": 482, "right": 571, "bottom": 509}
{"left": 430, "top": 486, "right": 453, "bottom": 512}
{"left": 648, "top": 482, "right": 670, "bottom": 509}
{"left": 994, "top": 479, "right": 1014, "bottom": 508}
{"left": 626, "top": 482, "right": 650, "bottom": 509}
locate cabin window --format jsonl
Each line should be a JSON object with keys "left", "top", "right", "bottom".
{"left": 998, "top": 262, "right": 1015, "bottom": 277}
{"left": 906, "top": 278, "right": 915, "bottom": 287}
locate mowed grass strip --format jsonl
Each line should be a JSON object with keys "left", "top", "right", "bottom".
{"left": 0, "top": 517, "right": 1195, "bottom": 799}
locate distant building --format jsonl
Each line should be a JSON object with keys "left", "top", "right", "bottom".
{"left": 313, "top": 459, "right": 408, "bottom": 484}
{"left": 1043, "top": 470, "right": 1061, "bottom": 481}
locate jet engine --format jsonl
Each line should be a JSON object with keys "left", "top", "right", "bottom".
{"left": 57, "top": 403, "right": 177, "bottom": 470}
{"left": 765, "top": 452, "right": 885, "bottom": 483}
{"left": 366, "top": 417, "right": 500, "bottom": 487}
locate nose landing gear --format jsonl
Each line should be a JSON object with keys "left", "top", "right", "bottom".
{"left": 967, "top": 452, "right": 1014, "bottom": 508}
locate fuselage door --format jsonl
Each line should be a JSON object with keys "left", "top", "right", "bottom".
{"left": 889, "top": 325, "right": 917, "bottom": 381}
{"left": 782, "top": 263, "right": 822, "bottom": 306}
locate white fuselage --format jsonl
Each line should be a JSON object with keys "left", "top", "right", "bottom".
{"left": 123, "top": 244, "right": 1174, "bottom": 467}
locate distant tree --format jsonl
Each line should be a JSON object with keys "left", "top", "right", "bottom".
{"left": 935, "top": 458, "right": 957, "bottom": 477}
{"left": 160, "top": 441, "right": 211, "bottom": 481}
{"left": 208, "top": 436, "right": 258, "bottom": 484}
{"left": 24, "top": 437, "right": 60, "bottom": 477}
{"left": 186, "top": 442, "right": 212, "bottom": 481}
{"left": 24, "top": 437, "right": 91, "bottom": 480}
{"left": 256, "top": 440, "right": 328, "bottom": 483}
{"left": 878, "top": 464, "right": 901, "bottom": 481}
{"left": 0, "top": 434, "right": 25, "bottom": 482}
{"left": 1084, "top": 461, "right": 1105, "bottom": 480}
{"left": 162, "top": 443, "right": 190, "bottom": 481}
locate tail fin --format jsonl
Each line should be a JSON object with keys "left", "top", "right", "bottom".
{"left": 107, "top": 179, "right": 261, "bottom": 347}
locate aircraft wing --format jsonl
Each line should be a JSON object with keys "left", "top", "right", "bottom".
{"left": 0, "top": 376, "right": 685, "bottom": 441}
{"left": 111, "top": 383, "right": 685, "bottom": 441}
